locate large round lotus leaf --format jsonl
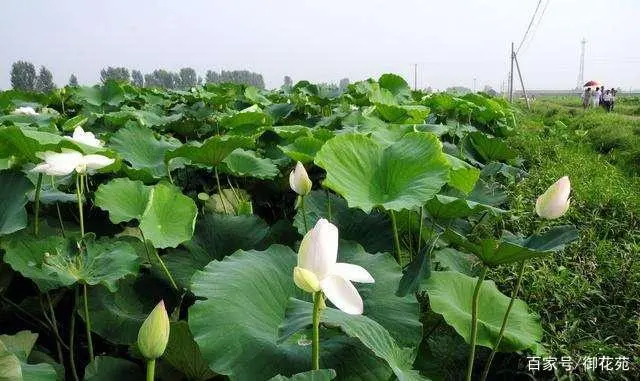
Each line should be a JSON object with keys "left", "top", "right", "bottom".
{"left": 0, "top": 171, "right": 33, "bottom": 235}
{"left": 83, "top": 356, "right": 144, "bottom": 381}
{"left": 423, "top": 271, "right": 542, "bottom": 352}
{"left": 162, "top": 322, "right": 216, "bottom": 381}
{"left": 79, "top": 275, "right": 176, "bottom": 345}
{"left": 188, "top": 242, "right": 421, "bottom": 380}
{"left": 293, "top": 190, "right": 392, "bottom": 254}
{"left": 109, "top": 121, "right": 180, "bottom": 179}
{"left": 269, "top": 370, "right": 336, "bottom": 381}
{"left": 444, "top": 154, "right": 480, "bottom": 195}
{"left": 221, "top": 149, "right": 279, "bottom": 179}
{"left": 0, "top": 331, "right": 57, "bottom": 381}
{"left": 315, "top": 132, "right": 450, "bottom": 213}
{"left": 0, "top": 126, "right": 64, "bottom": 162}
{"left": 94, "top": 178, "right": 151, "bottom": 224}
{"left": 164, "top": 213, "right": 270, "bottom": 288}
{"left": 138, "top": 182, "right": 198, "bottom": 249}
{"left": 166, "top": 135, "right": 254, "bottom": 168}
{"left": 278, "top": 136, "right": 325, "bottom": 164}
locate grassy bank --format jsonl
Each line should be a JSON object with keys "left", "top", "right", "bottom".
{"left": 497, "top": 104, "right": 640, "bottom": 379}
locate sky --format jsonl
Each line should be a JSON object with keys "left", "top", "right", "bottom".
{"left": 1, "top": 0, "right": 639, "bottom": 91}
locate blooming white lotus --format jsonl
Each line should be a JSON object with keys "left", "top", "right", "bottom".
{"left": 68, "top": 126, "right": 103, "bottom": 148}
{"left": 294, "top": 218, "right": 374, "bottom": 315}
{"left": 12, "top": 106, "right": 38, "bottom": 116}
{"left": 535, "top": 176, "right": 571, "bottom": 219}
{"left": 289, "top": 161, "right": 312, "bottom": 196}
{"left": 31, "top": 149, "right": 114, "bottom": 176}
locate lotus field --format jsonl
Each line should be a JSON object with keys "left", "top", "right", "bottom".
{"left": 0, "top": 74, "right": 578, "bottom": 380}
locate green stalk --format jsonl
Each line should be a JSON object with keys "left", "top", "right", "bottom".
{"left": 83, "top": 283, "right": 94, "bottom": 362}
{"left": 300, "top": 195, "right": 308, "bottom": 232}
{"left": 480, "top": 260, "right": 526, "bottom": 381}
{"left": 140, "top": 229, "right": 179, "bottom": 290}
{"left": 417, "top": 206, "right": 424, "bottom": 254}
{"left": 325, "top": 188, "right": 332, "bottom": 222}
{"left": 312, "top": 291, "right": 323, "bottom": 370}
{"left": 146, "top": 359, "right": 156, "bottom": 381}
{"left": 389, "top": 210, "right": 402, "bottom": 265}
{"left": 466, "top": 266, "right": 488, "bottom": 381}
{"left": 56, "top": 203, "right": 66, "bottom": 238}
{"left": 69, "top": 288, "right": 80, "bottom": 381}
{"left": 34, "top": 173, "right": 43, "bottom": 236}
{"left": 45, "top": 293, "right": 65, "bottom": 365}
{"left": 75, "top": 174, "right": 85, "bottom": 237}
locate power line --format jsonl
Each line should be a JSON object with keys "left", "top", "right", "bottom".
{"left": 520, "top": 0, "right": 550, "bottom": 53}
{"left": 516, "top": 0, "right": 543, "bottom": 54}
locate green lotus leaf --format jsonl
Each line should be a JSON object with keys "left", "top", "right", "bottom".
{"left": 73, "top": 83, "right": 125, "bottom": 107}
{"left": 83, "top": 356, "right": 144, "bottom": 381}
{"left": 105, "top": 107, "right": 182, "bottom": 128}
{"left": 42, "top": 234, "right": 140, "bottom": 292}
{"left": 444, "top": 154, "right": 480, "bottom": 194}
{"left": 95, "top": 179, "right": 197, "bottom": 249}
{"left": 315, "top": 132, "right": 450, "bottom": 213}
{"left": 377, "top": 74, "right": 412, "bottom": 104}
{"left": 0, "top": 126, "right": 63, "bottom": 162}
{"left": 94, "top": 178, "right": 151, "bottom": 224}
{"left": 443, "top": 225, "right": 578, "bottom": 267}
{"left": 165, "top": 135, "right": 254, "bottom": 168}
{"left": 109, "top": 122, "right": 180, "bottom": 179}
{"left": 279, "top": 136, "right": 325, "bottom": 164}
{"left": 188, "top": 242, "right": 421, "bottom": 380}
{"left": 396, "top": 247, "right": 431, "bottom": 297}
{"left": 61, "top": 114, "right": 88, "bottom": 132}
{"left": 164, "top": 213, "right": 269, "bottom": 288}
{"left": 0, "top": 331, "right": 57, "bottom": 381}
{"left": 162, "top": 321, "right": 216, "bottom": 381}
{"left": 425, "top": 188, "right": 506, "bottom": 220}
{"left": 265, "top": 104, "right": 296, "bottom": 124}
{"left": 280, "top": 299, "right": 426, "bottom": 381}
{"left": 375, "top": 104, "right": 429, "bottom": 124}
{"left": 245, "top": 86, "right": 272, "bottom": 106}
{"left": 423, "top": 271, "right": 542, "bottom": 352}
{"left": 433, "top": 247, "right": 480, "bottom": 276}
{"left": 0, "top": 171, "right": 33, "bottom": 235}
{"left": 269, "top": 369, "right": 336, "bottom": 381}
{"left": 220, "top": 110, "right": 271, "bottom": 135}
{"left": 221, "top": 149, "right": 279, "bottom": 179}
{"left": 293, "top": 190, "right": 393, "bottom": 254}
{"left": 463, "top": 132, "right": 516, "bottom": 163}
{"left": 79, "top": 275, "right": 176, "bottom": 345}
{"left": 270, "top": 125, "right": 312, "bottom": 140}
{"left": 138, "top": 183, "right": 198, "bottom": 249}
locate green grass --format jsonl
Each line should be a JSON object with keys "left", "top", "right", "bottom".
{"left": 495, "top": 111, "right": 640, "bottom": 378}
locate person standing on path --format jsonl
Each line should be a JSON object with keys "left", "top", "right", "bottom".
{"left": 593, "top": 87, "right": 602, "bottom": 107}
{"left": 582, "top": 87, "right": 592, "bottom": 109}
{"left": 602, "top": 90, "right": 613, "bottom": 112}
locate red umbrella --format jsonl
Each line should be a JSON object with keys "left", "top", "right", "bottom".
{"left": 583, "top": 80, "right": 601, "bottom": 87}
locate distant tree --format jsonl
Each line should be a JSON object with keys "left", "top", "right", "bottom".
{"left": 206, "top": 69, "right": 265, "bottom": 89}
{"left": 69, "top": 74, "right": 79, "bottom": 86}
{"left": 10, "top": 61, "right": 37, "bottom": 91}
{"left": 283, "top": 76, "right": 293, "bottom": 90}
{"left": 338, "top": 78, "right": 350, "bottom": 92}
{"left": 445, "top": 86, "right": 472, "bottom": 95}
{"left": 179, "top": 67, "right": 198, "bottom": 89}
{"left": 35, "top": 66, "right": 56, "bottom": 92}
{"left": 144, "top": 69, "right": 179, "bottom": 89}
{"left": 100, "top": 66, "right": 130, "bottom": 83}
{"left": 131, "top": 70, "right": 144, "bottom": 87}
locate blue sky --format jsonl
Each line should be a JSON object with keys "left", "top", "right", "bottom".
{"left": 1, "top": 0, "right": 639, "bottom": 90}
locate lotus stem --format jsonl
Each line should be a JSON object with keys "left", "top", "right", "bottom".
{"left": 45, "top": 293, "right": 65, "bottom": 365}
{"left": 55, "top": 203, "right": 66, "bottom": 237}
{"left": 466, "top": 266, "right": 488, "bottom": 381}
{"left": 83, "top": 283, "right": 94, "bottom": 362}
{"left": 140, "top": 229, "right": 179, "bottom": 290}
{"left": 480, "top": 260, "right": 526, "bottom": 381}
{"left": 214, "top": 166, "right": 229, "bottom": 214}
{"left": 69, "top": 287, "right": 80, "bottom": 381}
{"left": 301, "top": 195, "right": 308, "bottom": 232}
{"left": 312, "top": 291, "right": 323, "bottom": 370}
{"left": 389, "top": 210, "right": 402, "bottom": 265}
{"left": 417, "top": 206, "right": 424, "bottom": 254}
{"left": 75, "top": 174, "right": 85, "bottom": 238}
{"left": 146, "top": 359, "right": 156, "bottom": 381}
{"left": 325, "top": 188, "right": 332, "bottom": 222}
{"left": 34, "top": 173, "right": 43, "bottom": 236}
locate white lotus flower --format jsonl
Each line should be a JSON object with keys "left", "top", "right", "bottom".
{"left": 293, "top": 219, "right": 374, "bottom": 315}
{"left": 535, "top": 176, "right": 571, "bottom": 219}
{"left": 289, "top": 161, "right": 312, "bottom": 195}
{"left": 12, "top": 106, "right": 38, "bottom": 116}
{"left": 69, "top": 126, "right": 103, "bottom": 148}
{"left": 31, "top": 149, "right": 114, "bottom": 176}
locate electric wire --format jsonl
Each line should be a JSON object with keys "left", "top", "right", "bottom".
{"left": 516, "top": 0, "right": 543, "bottom": 54}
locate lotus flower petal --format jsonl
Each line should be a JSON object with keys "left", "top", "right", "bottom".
{"left": 289, "top": 161, "right": 312, "bottom": 195}
{"left": 71, "top": 126, "right": 103, "bottom": 148}
{"left": 535, "top": 176, "right": 571, "bottom": 219}
{"left": 320, "top": 274, "right": 363, "bottom": 315}
{"left": 83, "top": 154, "right": 115, "bottom": 170}
{"left": 331, "top": 263, "right": 375, "bottom": 283}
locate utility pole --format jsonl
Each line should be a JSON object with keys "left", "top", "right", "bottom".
{"left": 413, "top": 64, "right": 417, "bottom": 91}
{"left": 508, "top": 42, "right": 514, "bottom": 102}
{"left": 513, "top": 53, "right": 531, "bottom": 110}
{"left": 576, "top": 38, "right": 586, "bottom": 90}
{"left": 473, "top": 78, "right": 477, "bottom": 93}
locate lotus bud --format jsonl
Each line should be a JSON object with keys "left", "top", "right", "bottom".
{"left": 289, "top": 162, "right": 312, "bottom": 195}
{"left": 535, "top": 176, "right": 571, "bottom": 220}
{"left": 293, "top": 266, "right": 321, "bottom": 293}
{"left": 137, "top": 301, "right": 170, "bottom": 360}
